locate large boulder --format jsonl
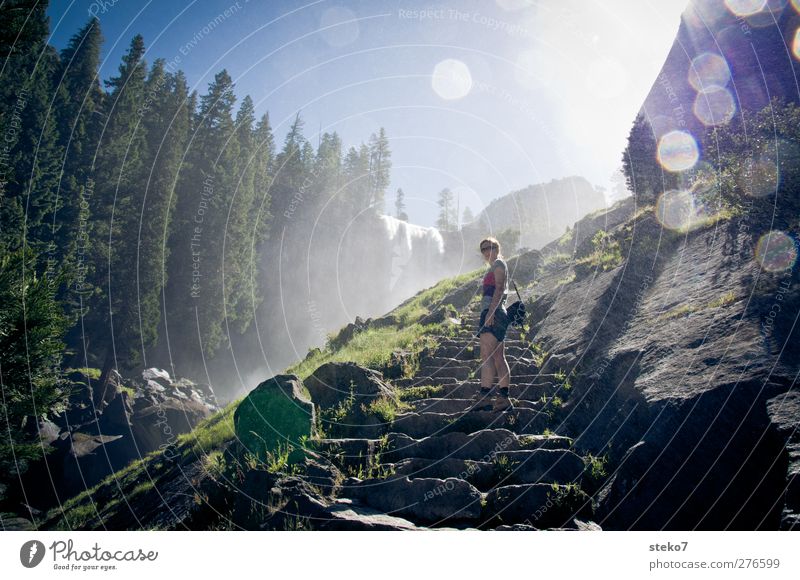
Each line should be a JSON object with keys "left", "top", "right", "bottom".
{"left": 305, "top": 362, "right": 397, "bottom": 438}
{"left": 234, "top": 374, "right": 315, "bottom": 464}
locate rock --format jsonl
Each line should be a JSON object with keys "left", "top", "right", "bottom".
{"left": 327, "top": 317, "right": 368, "bottom": 350}
{"left": 306, "top": 362, "right": 394, "bottom": 409}
{"left": 348, "top": 475, "right": 483, "bottom": 523}
{"left": 234, "top": 374, "right": 315, "bottom": 464}
{"left": 319, "top": 499, "right": 423, "bottom": 530}
{"left": 382, "top": 349, "right": 414, "bottom": 380}
{"left": 484, "top": 483, "right": 593, "bottom": 528}
{"left": 306, "top": 362, "right": 397, "bottom": 438}
{"left": 766, "top": 392, "right": 800, "bottom": 529}
{"left": 143, "top": 368, "right": 172, "bottom": 383}
{"left": 496, "top": 449, "right": 586, "bottom": 485}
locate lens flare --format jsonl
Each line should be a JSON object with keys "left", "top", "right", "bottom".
{"left": 793, "top": 0, "right": 800, "bottom": 13}
{"left": 657, "top": 130, "right": 700, "bottom": 172}
{"left": 724, "top": 0, "right": 767, "bottom": 16}
{"left": 793, "top": 28, "right": 800, "bottom": 61}
{"left": 656, "top": 189, "right": 697, "bottom": 231}
{"left": 688, "top": 53, "right": 732, "bottom": 91}
{"left": 656, "top": 189, "right": 693, "bottom": 230}
{"left": 745, "top": 0, "right": 789, "bottom": 26}
{"left": 693, "top": 86, "right": 737, "bottom": 125}
{"left": 755, "top": 231, "right": 798, "bottom": 272}
{"left": 432, "top": 59, "right": 472, "bottom": 100}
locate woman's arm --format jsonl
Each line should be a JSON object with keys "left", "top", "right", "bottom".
{"left": 486, "top": 262, "right": 507, "bottom": 324}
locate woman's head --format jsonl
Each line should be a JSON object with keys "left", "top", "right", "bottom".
{"left": 479, "top": 237, "right": 502, "bottom": 262}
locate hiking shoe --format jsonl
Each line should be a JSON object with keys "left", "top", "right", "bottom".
{"left": 493, "top": 388, "right": 513, "bottom": 411}
{"left": 471, "top": 387, "right": 494, "bottom": 411}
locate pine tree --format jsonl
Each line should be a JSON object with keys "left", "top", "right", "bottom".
{"left": 0, "top": 248, "right": 68, "bottom": 479}
{"left": 462, "top": 205, "right": 474, "bottom": 225}
{"left": 54, "top": 17, "right": 104, "bottom": 317}
{"left": 395, "top": 187, "right": 408, "bottom": 221}
{"left": 88, "top": 34, "right": 149, "bottom": 389}
{"left": 368, "top": 127, "right": 391, "bottom": 213}
{"left": 436, "top": 187, "right": 456, "bottom": 231}
{"left": 622, "top": 113, "right": 673, "bottom": 203}
{"left": 165, "top": 69, "right": 239, "bottom": 358}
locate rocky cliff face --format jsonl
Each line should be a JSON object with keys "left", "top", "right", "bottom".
{"left": 3, "top": 368, "right": 218, "bottom": 522}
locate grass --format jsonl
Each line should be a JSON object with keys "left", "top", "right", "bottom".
{"left": 362, "top": 395, "right": 410, "bottom": 423}
{"left": 389, "top": 267, "right": 484, "bottom": 326}
{"left": 575, "top": 230, "right": 623, "bottom": 272}
{"left": 585, "top": 454, "right": 608, "bottom": 480}
{"left": 66, "top": 367, "right": 101, "bottom": 380}
{"left": 555, "top": 273, "right": 576, "bottom": 287}
{"left": 177, "top": 398, "right": 240, "bottom": 456}
{"left": 658, "top": 291, "right": 738, "bottom": 321}
{"left": 286, "top": 323, "right": 437, "bottom": 380}
{"left": 543, "top": 252, "right": 572, "bottom": 267}
{"left": 397, "top": 384, "right": 444, "bottom": 401}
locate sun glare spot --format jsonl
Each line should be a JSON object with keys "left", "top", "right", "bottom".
{"left": 432, "top": 59, "right": 473, "bottom": 100}
{"left": 688, "top": 53, "right": 732, "bottom": 91}
{"left": 756, "top": 231, "right": 798, "bottom": 272}
{"left": 657, "top": 130, "right": 700, "bottom": 172}
{"left": 693, "top": 87, "right": 737, "bottom": 125}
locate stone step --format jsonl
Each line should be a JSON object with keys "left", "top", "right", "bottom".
{"left": 390, "top": 407, "right": 550, "bottom": 438}
{"left": 386, "top": 448, "right": 585, "bottom": 492}
{"left": 383, "top": 429, "right": 572, "bottom": 463}
{"left": 438, "top": 381, "right": 560, "bottom": 400}
{"left": 342, "top": 475, "right": 483, "bottom": 524}
{"left": 391, "top": 376, "right": 460, "bottom": 388}
{"left": 482, "top": 483, "right": 593, "bottom": 528}
{"left": 494, "top": 449, "right": 586, "bottom": 486}
{"left": 409, "top": 397, "right": 542, "bottom": 414}
{"left": 417, "top": 365, "right": 474, "bottom": 381}
{"left": 388, "top": 457, "right": 496, "bottom": 490}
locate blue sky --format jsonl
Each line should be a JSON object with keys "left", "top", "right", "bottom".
{"left": 46, "top": 0, "right": 688, "bottom": 227}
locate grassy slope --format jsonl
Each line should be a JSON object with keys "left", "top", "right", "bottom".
{"left": 43, "top": 266, "right": 484, "bottom": 530}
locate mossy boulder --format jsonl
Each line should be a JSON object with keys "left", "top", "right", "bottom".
{"left": 234, "top": 374, "right": 315, "bottom": 464}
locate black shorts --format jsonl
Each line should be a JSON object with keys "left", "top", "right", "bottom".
{"left": 476, "top": 306, "right": 509, "bottom": 342}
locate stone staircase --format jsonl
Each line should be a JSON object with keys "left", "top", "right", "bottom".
{"left": 312, "top": 306, "right": 597, "bottom": 530}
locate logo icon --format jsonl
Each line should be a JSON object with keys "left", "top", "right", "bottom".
{"left": 20, "top": 540, "right": 46, "bottom": 568}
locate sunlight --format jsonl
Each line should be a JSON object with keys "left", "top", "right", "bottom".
{"left": 657, "top": 130, "right": 700, "bottom": 172}
{"left": 432, "top": 58, "right": 473, "bottom": 100}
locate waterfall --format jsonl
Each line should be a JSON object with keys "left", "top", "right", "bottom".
{"left": 380, "top": 215, "right": 445, "bottom": 293}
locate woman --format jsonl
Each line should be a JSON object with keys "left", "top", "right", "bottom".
{"left": 475, "top": 237, "right": 512, "bottom": 409}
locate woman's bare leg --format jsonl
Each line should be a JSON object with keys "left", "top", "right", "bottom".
{"left": 492, "top": 340, "right": 510, "bottom": 389}
{"left": 480, "top": 331, "right": 498, "bottom": 390}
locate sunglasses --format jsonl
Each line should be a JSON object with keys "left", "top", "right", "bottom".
{"left": 480, "top": 245, "right": 495, "bottom": 252}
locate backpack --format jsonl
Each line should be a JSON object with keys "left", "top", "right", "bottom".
{"left": 507, "top": 281, "right": 527, "bottom": 327}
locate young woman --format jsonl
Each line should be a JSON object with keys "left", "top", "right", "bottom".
{"left": 475, "top": 237, "right": 512, "bottom": 409}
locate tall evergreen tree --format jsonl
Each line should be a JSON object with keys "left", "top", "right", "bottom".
{"left": 395, "top": 187, "right": 408, "bottom": 221}
{"left": 436, "top": 187, "right": 456, "bottom": 232}
{"left": 87, "top": 34, "right": 148, "bottom": 388}
{"left": 368, "top": 127, "right": 391, "bottom": 213}
{"left": 54, "top": 17, "right": 104, "bottom": 313}
{"left": 622, "top": 113, "right": 673, "bottom": 204}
